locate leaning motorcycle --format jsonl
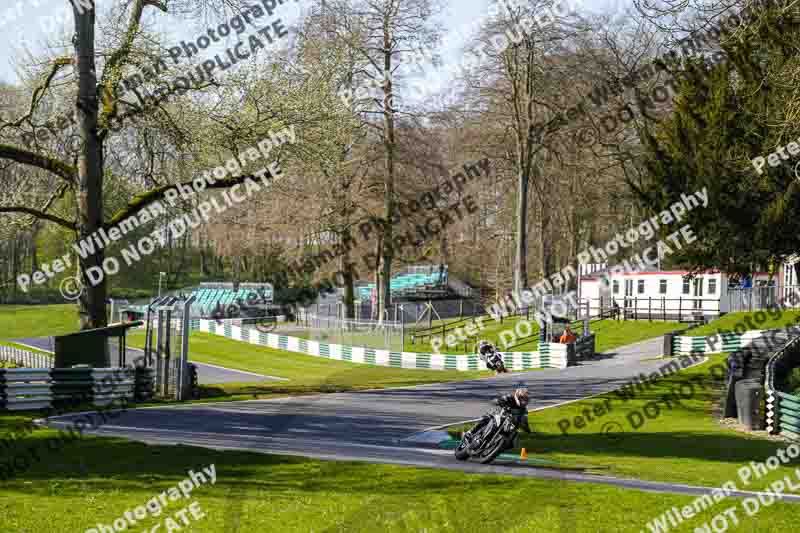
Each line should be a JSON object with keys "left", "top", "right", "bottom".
{"left": 454, "top": 408, "right": 518, "bottom": 464}
{"left": 480, "top": 352, "right": 508, "bottom": 373}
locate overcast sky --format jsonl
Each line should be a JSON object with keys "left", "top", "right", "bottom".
{"left": 0, "top": 0, "right": 626, "bottom": 91}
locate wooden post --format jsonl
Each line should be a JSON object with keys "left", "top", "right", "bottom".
{"left": 634, "top": 297, "right": 638, "bottom": 320}
{"left": 679, "top": 297, "right": 682, "bottom": 322}
{"left": 649, "top": 297, "right": 652, "bottom": 321}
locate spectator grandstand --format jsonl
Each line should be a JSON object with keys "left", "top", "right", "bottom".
{"left": 357, "top": 265, "right": 450, "bottom": 300}
{"left": 190, "top": 282, "right": 273, "bottom": 316}
{"left": 120, "top": 282, "right": 274, "bottom": 319}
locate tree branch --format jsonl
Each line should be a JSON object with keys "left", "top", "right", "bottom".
{"left": 103, "top": 167, "right": 280, "bottom": 230}
{"left": 0, "top": 57, "right": 73, "bottom": 135}
{"left": 0, "top": 144, "right": 77, "bottom": 183}
{"left": 0, "top": 206, "right": 76, "bottom": 230}
{"left": 99, "top": 0, "right": 169, "bottom": 128}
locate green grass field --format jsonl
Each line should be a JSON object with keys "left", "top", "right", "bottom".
{"left": 4, "top": 305, "right": 799, "bottom": 531}
{"left": 576, "top": 319, "right": 682, "bottom": 352}
{"left": 451, "top": 354, "right": 799, "bottom": 492}
{"left": 287, "top": 316, "right": 683, "bottom": 355}
{"left": 3, "top": 353, "right": 800, "bottom": 531}
{"left": 9, "top": 416, "right": 798, "bottom": 533}
{"left": 407, "top": 315, "right": 540, "bottom": 353}
{"left": 688, "top": 309, "right": 800, "bottom": 336}
{"left": 283, "top": 315, "right": 538, "bottom": 353}
{"left": 128, "top": 331, "right": 490, "bottom": 400}
{"left": 0, "top": 304, "right": 80, "bottom": 339}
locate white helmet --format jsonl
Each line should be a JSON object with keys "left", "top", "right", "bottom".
{"left": 478, "top": 340, "right": 495, "bottom": 360}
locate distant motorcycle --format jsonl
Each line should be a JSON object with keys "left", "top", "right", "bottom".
{"left": 479, "top": 350, "right": 508, "bottom": 374}
{"left": 454, "top": 407, "right": 519, "bottom": 464}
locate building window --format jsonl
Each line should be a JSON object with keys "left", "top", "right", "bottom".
{"left": 682, "top": 279, "right": 690, "bottom": 294}
{"left": 659, "top": 280, "right": 667, "bottom": 294}
{"left": 708, "top": 279, "right": 717, "bottom": 294}
{"left": 638, "top": 280, "right": 645, "bottom": 294}
{"left": 613, "top": 280, "right": 619, "bottom": 294}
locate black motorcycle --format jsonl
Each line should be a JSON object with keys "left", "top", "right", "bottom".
{"left": 454, "top": 407, "right": 518, "bottom": 464}
{"left": 480, "top": 351, "right": 508, "bottom": 374}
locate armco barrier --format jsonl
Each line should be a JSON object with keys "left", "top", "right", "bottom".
{"left": 199, "top": 319, "right": 567, "bottom": 369}
{"left": 0, "top": 367, "right": 153, "bottom": 411}
{"left": 0, "top": 369, "right": 53, "bottom": 411}
{"left": 672, "top": 329, "right": 788, "bottom": 356}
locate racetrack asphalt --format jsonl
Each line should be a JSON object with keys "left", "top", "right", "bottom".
{"left": 11, "top": 336, "right": 284, "bottom": 384}
{"left": 39, "top": 335, "right": 800, "bottom": 502}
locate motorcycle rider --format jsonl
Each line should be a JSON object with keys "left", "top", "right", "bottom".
{"left": 496, "top": 387, "right": 531, "bottom": 432}
{"left": 455, "top": 387, "right": 532, "bottom": 461}
{"left": 478, "top": 340, "right": 507, "bottom": 374}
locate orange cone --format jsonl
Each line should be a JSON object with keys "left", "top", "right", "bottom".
{"left": 520, "top": 448, "right": 528, "bottom": 460}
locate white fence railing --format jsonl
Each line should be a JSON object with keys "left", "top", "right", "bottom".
{"left": 0, "top": 345, "right": 53, "bottom": 368}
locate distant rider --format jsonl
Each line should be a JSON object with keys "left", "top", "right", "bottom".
{"left": 478, "top": 340, "right": 507, "bottom": 374}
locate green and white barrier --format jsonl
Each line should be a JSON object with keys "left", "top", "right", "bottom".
{"left": 672, "top": 330, "right": 784, "bottom": 356}
{"left": 198, "top": 319, "right": 566, "bottom": 370}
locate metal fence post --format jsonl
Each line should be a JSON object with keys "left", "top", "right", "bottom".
{"left": 177, "top": 295, "right": 196, "bottom": 402}
{"left": 400, "top": 304, "right": 405, "bottom": 349}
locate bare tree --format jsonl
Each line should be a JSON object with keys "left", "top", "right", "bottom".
{"left": 323, "top": 0, "right": 441, "bottom": 322}
{"left": 0, "top": 0, "right": 287, "bottom": 329}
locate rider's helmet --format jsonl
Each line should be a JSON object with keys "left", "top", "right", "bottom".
{"left": 514, "top": 388, "right": 529, "bottom": 407}
{"left": 478, "top": 340, "right": 496, "bottom": 360}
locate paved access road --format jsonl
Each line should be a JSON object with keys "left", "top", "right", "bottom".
{"left": 12, "top": 337, "right": 283, "bottom": 384}
{"left": 41, "top": 336, "right": 800, "bottom": 501}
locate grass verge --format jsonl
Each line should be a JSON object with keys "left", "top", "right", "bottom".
{"left": 451, "top": 354, "right": 800, "bottom": 492}
{"left": 574, "top": 319, "right": 682, "bottom": 353}
{"left": 0, "top": 304, "right": 80, "bottom": 340}
{"left": 129, "top": 331, "right": 490, "bottom": 400}
{"left": 2, "top": 409, "right": 799, "bottom": 532}
{"left": 688, "top": 309, "right": 800, "bottom": 336}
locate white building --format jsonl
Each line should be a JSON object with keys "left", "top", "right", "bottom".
{"left": 579, "top": 267, "right": 773, "bottom": 320}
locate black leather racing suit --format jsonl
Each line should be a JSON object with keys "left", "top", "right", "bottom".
{"left": 495, "top": 394, "right": 531, "bottom": 450}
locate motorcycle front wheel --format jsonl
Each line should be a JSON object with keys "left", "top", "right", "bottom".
{"left": 454, "top": 439, "right": 469, "bottom": 460}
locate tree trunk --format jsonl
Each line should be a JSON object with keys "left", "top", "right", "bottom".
{"left": 11, "top": 237, "right": 19, "bottom": 300}
{"left": 339, "top": 246, "right": 355, "bottom": 320}
{"left": 514, "top": 169, "right": 529, "bottom": 295}
{"left": 378, "top": 23, "right": 395, "bottom": 325}
{"left": 29, "top": 227, "right": 39, "bottom": 272}
{"left": 540, "top": 193, "right": 554, "bottom": 283}
{"left": 74, "top": 4, "right": 107, "bottom": 330}
{"left": 373, "top": 233, "right": 383, "bottom": 320}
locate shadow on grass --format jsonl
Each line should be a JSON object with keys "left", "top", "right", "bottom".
{"left": 519, "top": 430, "right": 785, "bottom": 465}
{"left": 1, "top": 434, "right": 518, "bottom": 498}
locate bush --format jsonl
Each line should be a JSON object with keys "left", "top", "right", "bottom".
{"left": 784, "top": 367, "right": 800, "bottom": 396}
{"left": 108, "top": 288, "right": 152, "bottom": 300}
